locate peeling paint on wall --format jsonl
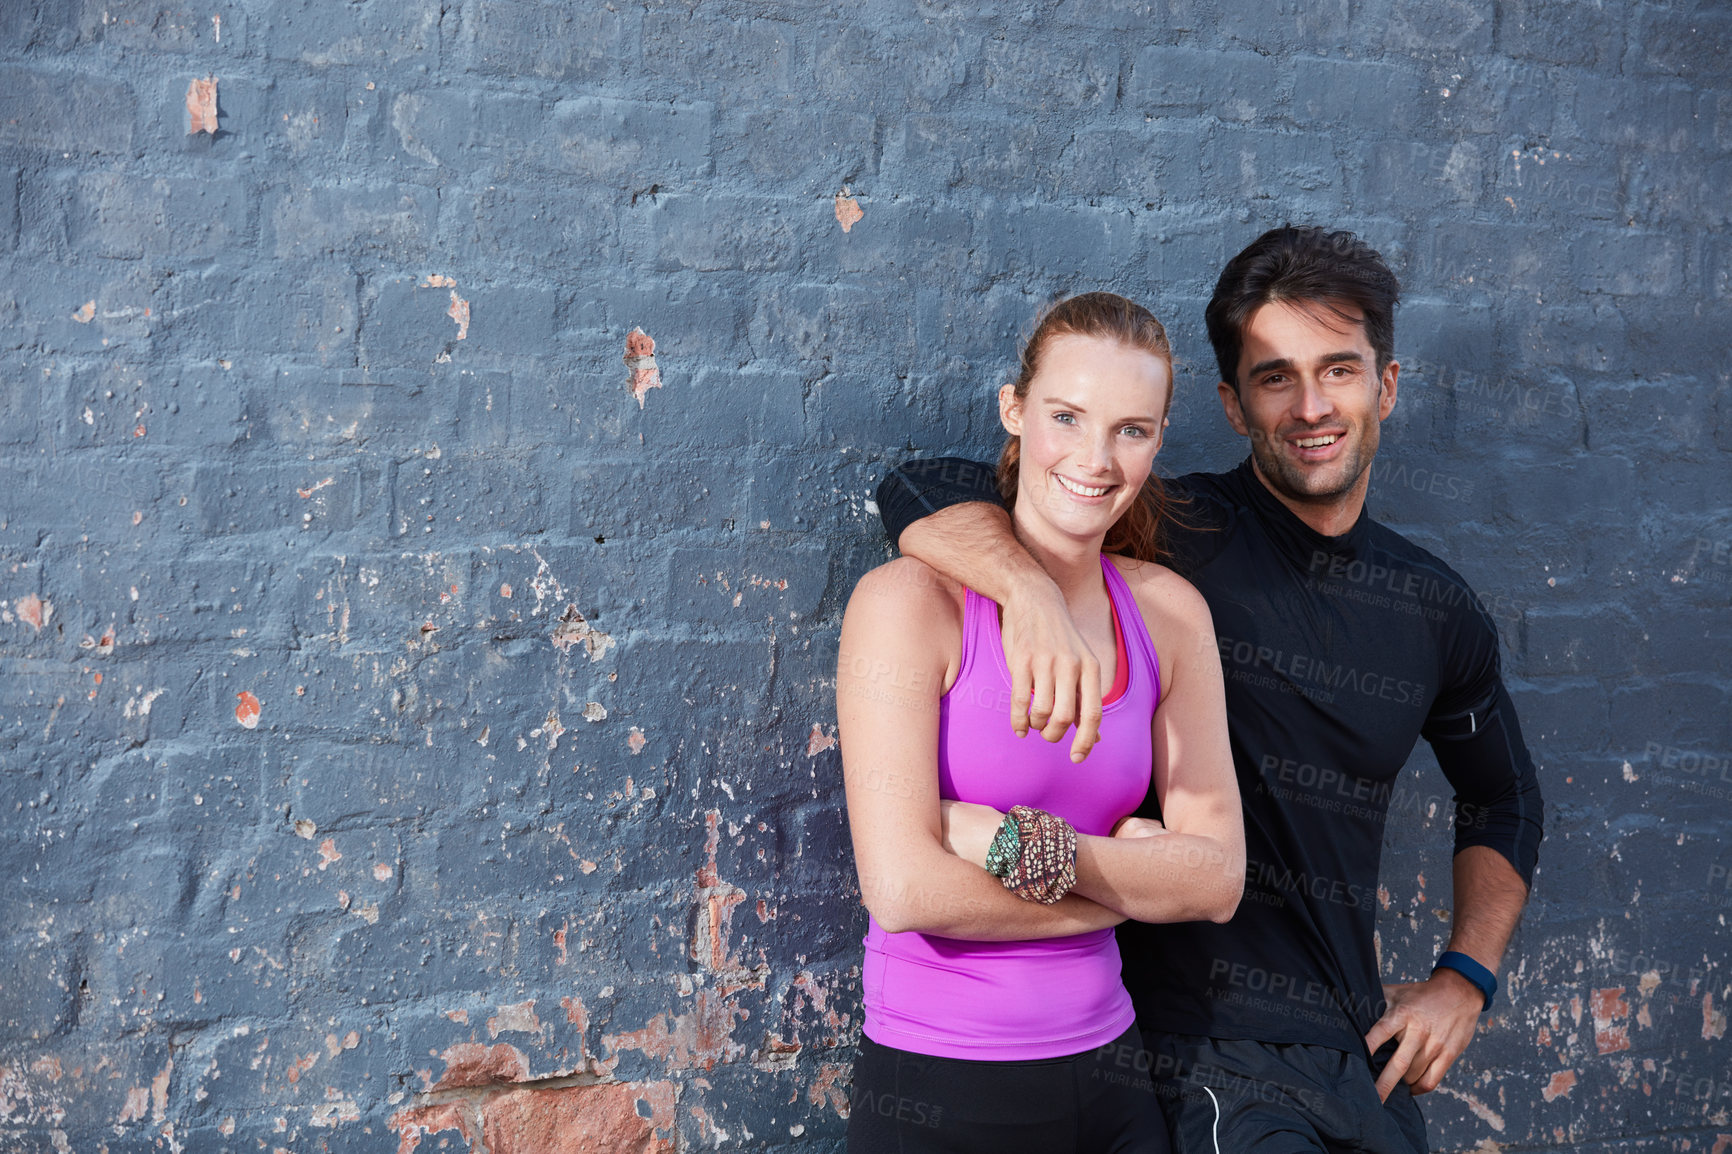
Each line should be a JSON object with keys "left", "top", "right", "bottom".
{"left": 488, "top": 1001, "right": 542, "bottom": 1039}
{"left": 1591, "top": 987, "right": 1630, "bottom": 1054}
{"left": 186, "top": 76, "right": 218, "bottom": 135}
{"left": 624, "top": 327, "right": 662, "bottom": 408}
{"left": 235, "top": 690, "right": 261, "bottom": 729}
{"left": 1703, "top": 992, "right": 1726, "bottom": 1040}
{"left": 432, "top": 1043, "right": 530, "bottom": 1091}
{"left": 551, "top": 604, "right": 615, "bottom": 661}
{"left": 15, "top": 593, "right": 50, "bottom": 631}
{"left": 447, "top": 290, "right": 470, "bottom": 341}
{"left": 834, "top": 188, "right": 864, "bottom": 233}
{"left": 807, "top": 1061, "right": 851, "bottom": 1119}
{"left": 604, "top": 988, "right": 747, "bottom": 1073}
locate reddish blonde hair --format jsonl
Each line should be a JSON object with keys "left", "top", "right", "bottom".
{"left": 996, "top": 292, "right": 1178, "bottom": 563}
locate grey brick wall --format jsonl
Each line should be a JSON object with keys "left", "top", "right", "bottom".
{"left": 0, "top": 2, "right": 1726, "bottom": 1150}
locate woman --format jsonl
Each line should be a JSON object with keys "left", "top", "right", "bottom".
{"left": 837, "top": 293, "right": 1244, "bottom": 1153}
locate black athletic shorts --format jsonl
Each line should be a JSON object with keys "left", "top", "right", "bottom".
{"left": 846, "top": 1025, "right": 1170, "bottom": 1154}
{"left": 1141, "top": 1030, "right": 1428, "bottom": 1154}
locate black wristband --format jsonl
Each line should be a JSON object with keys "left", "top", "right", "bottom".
{"left": 1434, "top": 950, "right": 1497, "bottom": 1011}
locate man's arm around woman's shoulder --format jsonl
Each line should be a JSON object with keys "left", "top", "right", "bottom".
{"left": 1063, "top": 557, "right": 1245, "bottom": 925}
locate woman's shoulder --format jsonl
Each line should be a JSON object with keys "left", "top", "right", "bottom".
{"left": 847, "top": 557, "right": 967, "bottom": 626}
{"left": 1105, "top": 553, "right": 1213, "bottom": 633}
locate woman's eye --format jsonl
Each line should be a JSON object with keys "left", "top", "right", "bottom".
{"left": 1053, "top": 412, "right": 1076, "bottom": 424}
{"left": 1120, "top": 426, "right": 1147, "bottom": 438}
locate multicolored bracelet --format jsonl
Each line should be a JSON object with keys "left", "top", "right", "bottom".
{"left": 984, "top": 815, "right": 1022, "bottom": 879}
{"left": 998, "top": 805, "right": 1077, "bottom": 905}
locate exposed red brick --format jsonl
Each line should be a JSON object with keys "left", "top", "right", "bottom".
{"left": 235, "top": 690, "right": 261, "bottom": 729}
{"left": 186, "top": 76, "right": 218, "bottom": 135}
{"left": 604, "top": 988, "right": 745, "bottom": 1071}
{"left": 487, "top": 999, "right": 540, "bottom": 1039}
{"left": 697, "top": 809, "right": 724, "bottom": 888}
{"left": 753, "top": 1034, "right": 801, "bottom": 1073}
{"left": 432, "top": 1042, "right": 530, "bottom": 1091}
{"left": 15, "top": 593, "right": 49, "bottom": 631}
{"left": 1591, "top": 987, "right": 1630, "bottom": 1054}
{"left": 623, "top": 327, "right": 662, "bottom": 408}
{"left": 1541, "top": 1068, "right": 1576, "bottom": 1101}
{"left": 1704, "top": 992, "right": 1727, "bottom": 1040}
{"left": 808, "top": 1061, "right": 850, "bottom": 1119}
{"left": 390, "top": 1101, "right": 472, "bottom": 1154}
{"left": 477, "top": 1081, "right": 675, "bottom": 1154}
{"left": 118, "top": 1085, "right": 149, "bottom": 1123}
{"left": 149, "top": 1059, "right": 172, "bottom": 1123}
{"left": 698, "top": 885, "right": 746, "bottom": 976}
{"left": 834, "top": 190, "right": 864, "bottom": 233}
{"left": 447, "top": 290, "right": 470, "bottom": 340}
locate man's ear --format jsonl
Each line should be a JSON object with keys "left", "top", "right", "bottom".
{"left": 1215, "top": 380, "right": 1250, "bottom": 437}
{"left": 1378, "top": 360, "right": 1400, "bottom": 421}
{"left": 998, "top": 384, "right": 1023, "bottom": 435}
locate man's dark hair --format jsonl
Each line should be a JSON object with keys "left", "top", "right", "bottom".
{"left": 1204, "top": 226, "right": 1401, "bottom": 391}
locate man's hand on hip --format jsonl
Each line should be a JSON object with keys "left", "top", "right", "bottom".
{"left": 1000, "top": 579, "right": 1101, "bottom": 762}
{"left": 1364, "top": 968, "right": 1484, "bottom": 1100}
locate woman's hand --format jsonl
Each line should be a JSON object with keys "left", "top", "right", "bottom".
{"left": 1111, "top": 815, "right": 1167, "bottom": 838}
{"left": 939, "top": 800, "right": 1008, "bottom": 868}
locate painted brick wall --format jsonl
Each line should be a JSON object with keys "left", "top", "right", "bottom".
{"left": 0, "top": 1, "right": 1727, "bottom": 1150}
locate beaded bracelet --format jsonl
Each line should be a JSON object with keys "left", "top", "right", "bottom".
{"left": 984, "top": 815, "right": 1022, "bottom": 879}
{"left": 999, "top": 805, "right": 1077, "bottom": 905}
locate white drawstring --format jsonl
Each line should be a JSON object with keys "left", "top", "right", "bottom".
{"left": 1203, "top": 1086, "right": 1222, "bottom": 1154}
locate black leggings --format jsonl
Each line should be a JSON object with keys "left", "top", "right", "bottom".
{"left": 846, "top": 1026, "right": 1171, "bottom": 1154}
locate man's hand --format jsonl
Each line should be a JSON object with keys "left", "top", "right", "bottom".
{"left": 1363, "top": 968, "right": 1484, "bottom": 1101}
{"left": 1001, "top": 579, "right": 1101, "bottom": 762}
{"left": 938, "top": 800, "right": 1008, "bottom": 868}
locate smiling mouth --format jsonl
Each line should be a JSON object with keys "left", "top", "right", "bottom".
{"left": 1055, "top": 475, "right": 1114, "bottom": 498}
{"left": 1291, "top": 434, "right": 1341, "bottom": 449}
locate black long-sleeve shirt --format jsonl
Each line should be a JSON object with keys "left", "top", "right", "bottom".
{"left": 876, "top": 457, "right": 1544, "bottom": 1055}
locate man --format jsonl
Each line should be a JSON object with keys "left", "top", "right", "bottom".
{"left": 873, "top": 226, "right": 1544, "bottom": 1152}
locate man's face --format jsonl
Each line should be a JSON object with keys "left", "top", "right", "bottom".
{"left": 1216, "top": 300, "right": 1398, "bottom": 507}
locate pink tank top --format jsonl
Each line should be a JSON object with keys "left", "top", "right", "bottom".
{"left": 861, "top": 555, "right": 1162, "bottom": 1060}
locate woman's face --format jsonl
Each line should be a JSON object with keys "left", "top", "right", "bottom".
{"left": 999, "top": 332, "right": 1171, "bottom": 545}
